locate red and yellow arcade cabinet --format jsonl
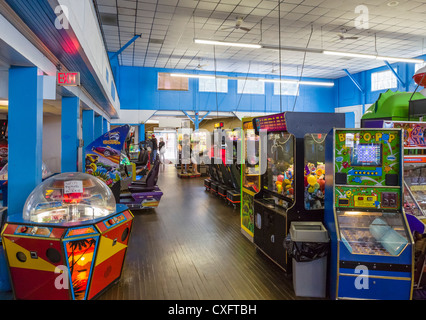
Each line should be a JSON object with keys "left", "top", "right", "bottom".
{"left": 1, "top": 172, "right": 133, "bottom": 300}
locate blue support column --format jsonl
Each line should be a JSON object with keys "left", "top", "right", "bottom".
{"left": 139, "top": 123, "right": 145, "bottom": 142}
{"left": 61, "top": 96, "right": 80, "bottom": 173}
{"left": 109, "top": 34, "right": 142, "bottom": 60}
{"left": 82, "top": 109, "right": 95, "bottom": 171}
{"left": 94, "top": 115, "right": 103, "bottom": 139}
{"left": 8, "top": 67, "right": 43, "bottom": 217}
{"left": 194, "top": 113, "right": 199, "bottom": 130}
{"left": 103, "top": 118, "right": 108, "bottom": 134}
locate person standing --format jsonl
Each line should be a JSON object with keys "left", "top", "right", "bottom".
{"left": 191, "top": 140, "right": 200, "bottom": 175}
{"left": 159, "top": 137, "right": 166, "bottom": 164}
{"left": 181, "top": 134, "right": 191, "bottom": 174}
{"left": 151, "top": 134, "right": 158, "bottom": 164}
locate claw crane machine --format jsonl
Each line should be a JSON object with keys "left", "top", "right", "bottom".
{"left": 241, "top": 112, "right": 345, "bottom": 272}
{"left": 324, "top": 128, "right": 414, "bottom": 300}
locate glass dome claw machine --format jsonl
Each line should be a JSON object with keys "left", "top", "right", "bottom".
{"left": 324, "top": 128, "right": 414, "bottom": 300}
{"left": 1, "top": 172, "right": 134, "bottom": 300}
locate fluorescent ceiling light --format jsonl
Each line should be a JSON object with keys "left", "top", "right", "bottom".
{"left": 259, "top": 79, "right": 334, "bottom": 87}
{"left": 298, "top": 81, "right": 334, "bottom": 87}
{"left": 170, "top": 74, "right": 333, "bottom": 87}
{"left": 170, "top": 73, "right": 216, "bottom": 79}
{"left": 375, "top": 56, "right": 423, "bottom": 63}
{"left": 194, "top": 39, "right": 262, "bottom": 49}
{"left": 323, "top": 50, "right": 377, "bottom": 60}
{"left": 323, "top": 50, "right": 423, "bottom": 63}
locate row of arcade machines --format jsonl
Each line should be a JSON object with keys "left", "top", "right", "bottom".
{"left": 204, "top": 129, "right": 241, "bottom": 209}
{"left": 85, "top": 125, "right": 163, "bottom": 210}
{"left": 240, "top": 111, "right": 416, "bottom": 300}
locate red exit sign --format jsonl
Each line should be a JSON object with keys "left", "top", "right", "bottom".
{"left": 57, "top": 72, "right": 80, "bottom": 86}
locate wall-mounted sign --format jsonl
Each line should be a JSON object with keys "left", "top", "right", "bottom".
{"left": 57, "top": 72, "right": 80, "bottom": 86}
{"left": 214, "top": 122, "right": 224, "bottom": 128}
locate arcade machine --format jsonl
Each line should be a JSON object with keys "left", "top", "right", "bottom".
{"left": 225, "top": 129, "right": 242, "bottom": 209}
{"left": 361, "top": 86, "right": 426, "bottom": 230}
{"left": 240, "top": 117, "right": 260, "bottom": 241}
{"left": 85, "top": 125, "right": 132, "bottom": 202}
{"left": 243, "top": 112, "right": 345, "bottom": 272}
{"left": 128, "top": 144, "right": 140, "bottom": 161}
{"left": 1, "top": 172, "right": 133, "bottom": 300}
{"left": 216, "top": 129, "right": 237, "bottom": 202}
{"left": 324, "top": 128, "right": 414, "bottom": 300}
{"left": 204, "top": 128, "right": 225, "bottom": 195}
{"left": 85, "top": 125, "right": 163, "bottom": 210}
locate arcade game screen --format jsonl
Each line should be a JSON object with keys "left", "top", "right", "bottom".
{"left": 351, "top": 144, "right": 382, "bottom": 167}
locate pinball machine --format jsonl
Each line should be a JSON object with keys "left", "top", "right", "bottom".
{"left": 324, "top": 128, "right": 414, "bottom": 300}
{"left": 1, "top": 172, "right": 133, "bottom": 300}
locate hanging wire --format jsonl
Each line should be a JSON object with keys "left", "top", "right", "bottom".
{"left": 374, "top": 33, "right": 378, "bottom": 55}
{"left": 278, "top": 0, "right": 283, "bottom": 112}
{"left": 292, "top": 24, "right": 314, "bottom": 112}
{"left": 213, "top": 45, "right": 219, "bottom": 118}
{"left": 234, "top": 61, "right": 252, "bottom": 113}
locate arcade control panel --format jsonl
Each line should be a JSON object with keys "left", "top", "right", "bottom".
{"left": 333, "top": 129, "right": 402, "bottom": 211}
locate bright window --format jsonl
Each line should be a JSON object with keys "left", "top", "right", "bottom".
{"left": 415, "top": 62, "right": 426, "bottom": 72}
{"left": 237, "top": 79, "right": 264, "bottom": 94}
{"left": 158, "top": 73, "right": 189, "bottom": 91}
{"left": 199, "top": 77, "right": 228, "bottom": 93}
{"left": 273, "top": 82, "right": 299, "bottom": 96}
{"left": 371, "top": 70, "right": 397, "bottom": 91}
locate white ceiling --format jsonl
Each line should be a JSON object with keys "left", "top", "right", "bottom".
{"left": 94, "top": 0, "right": 426, "bottom": 79}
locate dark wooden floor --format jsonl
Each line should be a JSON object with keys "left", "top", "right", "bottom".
{"left": 99, "top": 164, "right": 307, "bottom": 300}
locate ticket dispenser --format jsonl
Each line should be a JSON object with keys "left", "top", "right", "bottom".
{"left": 324, "top": 128, "right": 414, "bottom": 300}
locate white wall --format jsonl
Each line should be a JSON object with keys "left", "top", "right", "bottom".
{"left": 42, "top": 114, "right": 61, "bottom": 173}
{"left": 0, "top": 70, "right": 8, "bottom": 100}
{"left": 334, "top": 105, "right": 363, "bottom": 128}
{"left": 57, "top": 0, "right": 120, "bottom": 114}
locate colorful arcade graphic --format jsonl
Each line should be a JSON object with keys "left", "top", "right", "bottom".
{"left": 384, "top": 121, "right": 426, "bottom": 149}
{"left": 325, "top": 128, "right": 414, "bottom": 300}
{"left": 85, "top": 125, "right": 131, "bottom": 188}
{"left": 334, "top": 130, "right": 401, "bottom": 189}
{"left": 240, "top": 118, "right": 259, "bottom": 240}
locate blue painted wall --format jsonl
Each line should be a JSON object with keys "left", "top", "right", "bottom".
{"left": 116, "top": 66, "right": 336, "bottom": 113}
{"left": 335, "top": 55, "right": 425, "bottom": 109}
{"left": 114, "top": 54, "right": 425, "bottom": 114}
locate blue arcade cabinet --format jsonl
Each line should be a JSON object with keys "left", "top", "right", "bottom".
{"left": 324, "top": 128, "right": 414, "bottom": 299}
